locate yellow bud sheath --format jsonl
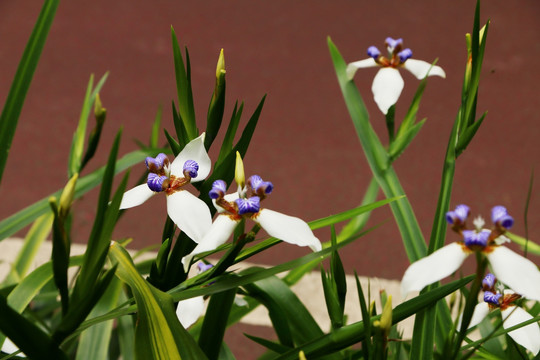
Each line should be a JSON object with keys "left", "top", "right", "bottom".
{"left": 216, "top": 48, "right": 226, "bottom": 79}
{"left": 235, "top": 151, "right": 245, "bottom": 189}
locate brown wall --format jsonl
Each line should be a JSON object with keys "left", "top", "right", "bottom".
{"left": 0, "top": 1, "right": 539, "bottom": 279}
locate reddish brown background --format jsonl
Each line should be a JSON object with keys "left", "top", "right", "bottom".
{"left": 1, "top": 1, "right": 539, "bottom": 282}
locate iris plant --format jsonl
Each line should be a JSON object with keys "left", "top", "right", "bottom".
{"left": 346, "top": 37, "right": 446, "bottom": 114}
{"left": 181, "top": 154, "right": 322, "bottom": 270}
{"left": 401, "top": 205, "right": 540, "bottom": 301}
{"left": 461, "top": 273, "right": 540, "bottom": 355}
{"left": 119, "top": 133, "right": 212, "bottom": 242}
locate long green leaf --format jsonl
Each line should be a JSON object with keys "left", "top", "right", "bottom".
{"left": 0, "top": 149, "right": 152, "bottom": 240}
{"left": 0, "top": 0, "right": 59, "bottom": 185}
{"left": 2, "top": 212, "right": 53, "bottom": 285}
{"left": 75, "top": 277, "right": 123, "bottom": 360}
{"left": 109, "top": 243, "right": 207, "bottom": 360}
{"left": 171, "top": 27, "right": 197, "bottom": 140}
{"left": 68, "top": 73, "right": 109, "bottom": 177}
{"left": 0, "top": 294, "right": 68, "bottom": 359}
{"left": 198, "top": 287, "right": 237, "bottom": 360}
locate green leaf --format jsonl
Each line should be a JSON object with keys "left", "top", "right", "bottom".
{"left": 75, "top": 277, "right": 123, "bottom": 360}
{"left": 73, "top": 130, "right": 124, "bottom": 301}
{"left": 0, "top": 255, "right": 84, "bottom": 353}
{"left": 355, "top": 272, "right": 372, "bottom": 359}
{"left": 244, "top": 333, "right": 289, "bottom": 354}
{"left": 196, "top": 96, "right": 265, "bottom": 210}
{"left": 68, "top": 73, "right": 109, "bottom": 177}
{"left": 49, "top": 196, "right": 71, "bottom": 314}
{"left": 3, "top": 212, "right": 53, "bottom": 285}
{"left": 198, "top": 287, "right": 237, "bottom": 360}
{"left": 109, "top": 243, "right": 207, "bottom": 360}
{"left": 150, "top": 106, "right": 162, "bottom": 148}
{"left": 205, "top": 49, "right": 226, "bottom": 151}
{"left": 238, "top": 197, "right": 399, "bottom": 265}
{"left": 171, "top": 27, "right": 197, "bottom": 140}
{"left": 336, "top": 176, "right": 378, "bottom": 241}
{"left": 507, "top": 231, "right": 540, "bottom": 256}
{"left": 0, "top": 0, "right": 59, "bottom": 185}
{"left": 0, "top": 149, "right": 152, "bottom": 240}
{"left": 455, "top": 111, "right": 486, "bottom": 157}
{"left": 216, "top": 102, "right": 243, "bottom": 166}
{"left": 164, "top": 127, "right": 182, "bottom": 155}
{"left": 0, "top": 294, "right": 68, "bottom": 359}
{"left": 116, "top": 289, "right": 136, "bottom": 360}
{"left": 389, "top": 119, "right": 426, "bottom": 161}
{"left": 243, "top": 274, "right": 328, "bottom": 348}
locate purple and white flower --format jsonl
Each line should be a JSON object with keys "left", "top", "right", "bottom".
{"left": 119, "top": 133, "right": 212, "bottom": 242}
{"left": 460, "top": 274, "right": 540, "bottom": 355}
{"left": 182, "top": 173, "right": 322, "bottom": 271}
{"left": 401, "top": 205, "right": 540, "bottom": 302}
{"left": 346, "top": 37, "right": 446, "bottom": 114}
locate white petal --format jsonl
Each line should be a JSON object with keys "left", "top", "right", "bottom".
{"left": 502, "top": 307, "right": 540, "bottom": 355}
{"left": 176, "top": 296, "right": 205, "bottom": 329}
{"left": 254, "top": 209, "right": 322, "bottom": 252}
{"left": 457, "top": 302, "right": 490, "bottom": 330}
{"left": 1, "top": 338, "right": 25, "bottom": 356}
{"left": 371, "top": 68, "right": 404, "bottom": 115}
{"left": 403, "top": 59, "right": 446, "bottom": 79}
{"left": 119, "top": 184, "right": 155, "bottom": 209}
{"left": 401, "top": 243, "right": 469, "bottom": 297}
{"left": 346, "top": 58, "right": 378, "bottom": 80}
{"left": 181, "top": 215, "right": 239, "bottom": 272}
{"left": 166, "top": 191, "right": 212, "bottom": 243}
{"left": 170, "top": 133, "right": 212, "bottom": 182}
{"left": 487, "top": 246, "right": 540, "bottom": 302}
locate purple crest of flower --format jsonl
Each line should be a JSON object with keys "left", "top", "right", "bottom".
{"left": 385, "top": 37, "right": 403, "bottom": 50}
{"left": 491, "top": 206, "right": 514, "bottom": 229}
{"left": 398, "top": 48, "right": 413, "bottom": 62}
{"left": 463, "top": 230, "right": 490, "bottom": 248}
{"left": 183, "top": 160, "right": 199, "bottom": 178}
{"left": 197, "top": 262, "right": 214, "bottom": 273}
{"left": 367, "top": 46, "right": 381, "bottom": 59}
{"left": 209, "top": 180, "right": 227, "bottom": 199}
{"left": 147, "top": 173, "right": 168, "bottom": 192}
{"left": 249, "top": 175, "right": 273, "bottom": 195}
{"left": 482, "top": 273, "right": 497, "bottom": 291}
{"left": 235, "top": 196, "right": 261, "bottom": 215}
{"left": 248, "top": 175, "right": 263, "bottom": 188}
{"left": 445, "top": 204, "right": 470, "bottom": 224}
{"left": 484, "top": 291, "right": 502, "bottom": 306}
{"left": 145, "top": 153, "right": 169, "bottom": 171}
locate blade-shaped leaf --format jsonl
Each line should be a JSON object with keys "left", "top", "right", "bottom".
{"left": 0, "top": 0, "right": 59, "bottom": 185}
{"left": 109, "top": 242, "right": 207, "bottom": 360}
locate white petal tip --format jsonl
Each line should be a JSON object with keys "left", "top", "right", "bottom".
{"left": 346, "top": 64, "right": 358, "bottom": 80}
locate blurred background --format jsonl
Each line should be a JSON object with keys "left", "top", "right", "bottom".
{"left": 1, "top": 1, "right": 539, "bottom": 282}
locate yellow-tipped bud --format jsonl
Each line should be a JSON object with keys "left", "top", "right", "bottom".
{"left": 379, "top": 295, "right": 393, "bottom": 335}
{"left": 59, "top": 173, "right": 79, "bottom": 218}
{"left": 235, "top": 151, "right": 245, "bottom": 189}
{"left": 298, "top": 350, "right": 307, "bottom": 360}
{"left": 216, "top": 48, "right": 226, "bottom": 79}
{"left": 479, "top": 23, "right": 488, "bottom": 44}
{"left": 94, "top": 93, "right": 107, "bottom": 123}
